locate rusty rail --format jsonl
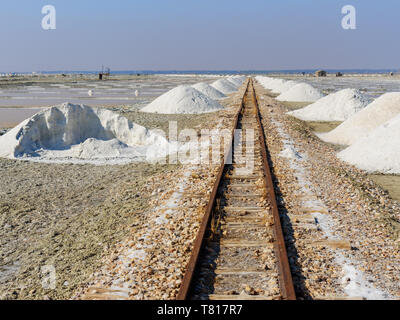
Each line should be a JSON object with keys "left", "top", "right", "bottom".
{"left": 177, "top": 78, "right": 295, "bottom": 300}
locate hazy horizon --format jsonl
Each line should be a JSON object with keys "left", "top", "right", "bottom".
{"left": 1, "top": 0, "right": 400, "bottom": 72}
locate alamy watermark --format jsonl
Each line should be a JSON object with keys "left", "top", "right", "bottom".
{"left": 41, "top": 5, "right": 56, "bottom": 30}
{"left": 341, "top": 5, "right": 356, "bottom": 30}
{"left": 146, "top": 121, "right": 255, "bottom": 175}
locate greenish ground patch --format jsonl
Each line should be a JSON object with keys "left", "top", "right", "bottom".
{"left": 369, "top": 174, "right": 400, "bottom": 201}
{"left": 306, "top": 121, "right": 342, "bottom": 133}
{"left": 281, "top": 101, "right": 311, "bottom": 111}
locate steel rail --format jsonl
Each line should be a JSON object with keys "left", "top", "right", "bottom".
{"left": 176, "top": 79, "right": 250, "bottom": 300}
{"left": 177, "top": 78, "right": 295, "bottom": 300}
{"left": 251, "top": 80, "right": 296, "bottom": 300}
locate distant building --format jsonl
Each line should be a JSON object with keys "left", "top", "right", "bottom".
{"left": 315, "top": 70, "right": 327, "bottom": 77}
{"left": 98, "top": 66, "right": 110, "bottom": 80}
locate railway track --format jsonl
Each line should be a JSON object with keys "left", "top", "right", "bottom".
{"left": 177, "top": 78, "right": 296, "bottom": 300}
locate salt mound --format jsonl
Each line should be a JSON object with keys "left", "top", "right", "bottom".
{"left": 211, "top": 79, "right": 239, "bottom": 94}
{"left": 276, "top": 80, "right": 299, "bottom": 94}
{"left": 0, "top": 103, "right": 169, "bottom": 163}
{"left": 141, "top": 85, "right": 223, "bottom": 114}
{"left": 255, "top": 77, "right": 298, "bottom": 94}
{"left": 227, "top": 76, "right": 246, "bottom": 86}
{"left": 265, "top": 79, "right": 287, "bottom": 93}
{"left": 338, "top": 114, "right": 400, "bottom": 173}
{"left": 277, "top": 83, "right": 324, "bottom": 102}
{"left": 319, "top": 92, "right": 400, "bottom": 145}
{"left": 192, "top": 82, "right": 226, "bottom": 99}
{"left": 288, "top": 89, "right": 370, "bottom": 121}
{"left": 256, "top": 76, "right": 275, "bottom": 91}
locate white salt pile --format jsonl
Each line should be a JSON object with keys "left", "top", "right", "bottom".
{"left": 274, "top": 80, "right": 299, "bottom": 94}
{"left": 141, "top": 85, "right": 223, "bottom": 114}
{"left": 255, "top": 76, "right": 272, "bottom": 88}
{"left": 277, "top": 83, "right": 324, "bottom": 102}
{"left": 211, "top": 79, "right": 239, "bottom": 94}
{"left": 319, "top": 92, "right": 400, "bottom": 145}
{"left": 265, "top": 79, "right": 288, "bottom": 93}
{"left": 288, "top": 89, "right": 371, "bottom": 121}
{"left": 255, "top": 76, "right": 299, "bottom": 94}
{"left": 191, "top": 82, "right": 226, "bottom": 99}
{"left": 0, "top": 103, "right": 169, "bottom": 164}
{"left": 338, "top": 114, "right": 400, "bottom": 173}
{"left": 227, "top": 75, "right": 246, "bottom": 86}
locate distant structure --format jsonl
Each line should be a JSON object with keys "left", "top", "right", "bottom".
{"left": 336, "top": 72, "right": 343, "bottom": 77}
{"left": 98, "top": 66, "right": 110, "bottom": 80}
{"left": 315, "top": 70, "right": 327, "bottom": 77}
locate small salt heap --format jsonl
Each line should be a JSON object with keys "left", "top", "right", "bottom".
{"left": 275, "top": 80, "right": 299, "bottom": 94}
{"left": 277, "top": 83, "right": 324, "bottom": 102}
{"left": 256, "top": 76, "right": 300, "bottom": 94}
{"left": 141, "top": 85, "right": 223, "bottom": 114}
{"left": 211, "top": 79, "right": 239, "bottom": 94}
{"left": 319, "top": 92, "right": 400, "bottom": 145}
{"left": 191, "top": 82, "right": 226, "bottom": 99}
{"left": 227, "top": 76, "right": 246, "bottom": 86}
{"left": 288, "top": 89, "right": 370, "bottom": 121}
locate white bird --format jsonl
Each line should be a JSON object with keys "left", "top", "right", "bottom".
{"left": 134, "top": 89, "right": 139, "bottom": 97}
{"left": 88, "top": 89, "right": 94, "bottom": 97}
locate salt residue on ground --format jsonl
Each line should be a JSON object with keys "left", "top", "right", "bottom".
{"left": 211, "top": 79, "right": 239, "bottom": 94}
{"left": 287, "top": 89, "right": 371, "bottom": 121}
{"left": 0, "top": 102, "right": 170, "bottom": 164}
{"left": 319, "top": 92, "right": 400, "bottom": 145}
{"left": 277, "top": 83, "right": 324, "bottom": 102}
{"left": 191, "top": 82, "right": 226, "bottom": 99}
{"left": 338, "top": 114, "right": 400, "bottom": 173}
{"left": 141, "top": 85, "right": 223, "bottom": 114}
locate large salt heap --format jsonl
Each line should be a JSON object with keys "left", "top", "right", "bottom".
{"left": 338, "top": 114, "right": 400, "bottom": 173}
{"left": 0, "top": 103, "right": 169, "bottom": 163}
{"left": 141, "top": 85, "right": 223, "bottom": 114}
{"left": 191, "top": 82, "right": 226, "bottom": 99}
{"left": 277, "top": 83, "right": 324, "bottom": 102}
{"left": 287, "top": 89, "right": 371, "bottom": 121}
{"left": 211, "top": 79, "right": 239, "bottom": 94}
{"left": 319, "top": 92, "right": 400, "bottom": 145}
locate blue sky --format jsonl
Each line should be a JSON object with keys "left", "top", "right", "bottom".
{"left": 1, "top": 0, "right": 399, "bottom": 72}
